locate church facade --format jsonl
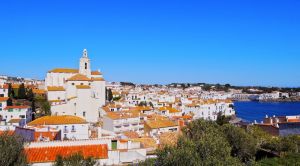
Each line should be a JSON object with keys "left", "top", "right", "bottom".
{"left": 45, "top": 49, "right": 105, "bottom": 123}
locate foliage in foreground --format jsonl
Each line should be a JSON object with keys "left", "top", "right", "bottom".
{"left": 53, "top": 153, "right": 97, "bottom": 166}
{"left": 0, "top": 131, "right": 27, "bottom": 166}
{"left": 257, "top": 153, "right": 300, "bottom": 166}
{"left": 139, "top": 119, "right": 300, "bottom": 166}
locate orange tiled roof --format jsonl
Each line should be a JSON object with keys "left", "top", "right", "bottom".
{"left": 91, "top": 71, "right": 102, "bottom": 75}
{"left": 123, "top": 131, "right": 140, "bottom": 139}
{"left": 76, "top": 85, "right": 91, "bottom": 89}
{"left": 4, "top": 106, "right": 29, "bottom": 110}
{"left": 91, "top": 77, "right": 105, "bottom": 81}
{"left": 158, "top": 107, "right": 181, "bottom": 113}
{"left": 0, "top": 130, "right": 15, "bottom": 136}
{"left": 28, "top": 115, "right": 87, "bottom": 126}
{"left": 106, "top": 110, "right": 145, "bottom": 120}
{"left": 47, "top": 86, "right": 65, "bottom": 91}
{"left": 129, "top": 106, "right": 152, "bottom": 112}
{"left": 159, "top": 132, "right": 179, "bottom": 147}
{"left": 48, "top": 68, "right": 79, "bottom": 73}
{"left": 287, "top": 118, "right": 300, "bottom": 122}
{"left": 0, "top": 97, "right": 9, "bottom": 102}
{"left": 68, "top": 74, "right": 91, "bottom": 81}
{"left": 25, "top": 144, "right": 108, "bottom": 164}
{"left": 145, "top": 119, "right": 178, "bottom": 129}
{"left": 32, "top": 89, "right": 46, "bottom": 94}
{"left": 131, "top": 137, "right": 157, "bottom": 149}
{"left": 0, "top": 84, "right": 9, "bottom": 89}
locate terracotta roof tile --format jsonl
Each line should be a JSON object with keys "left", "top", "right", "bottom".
{"left": 145, "top": 119, "right": 178, "bottom": 129}
{"left": 0, "top": 97, "right": 9, "bottom": 102}
{"left": 25, "top": 144, "right": 108, "bottom": 163}
{"left": 48, "top": 68, "right": 79, "bottom": 73}
{"left": 91, "top": 77, "right": 105, "bottom": 81}
{"left": 32, "top": 89, "right": 46, "bottom": 94}
{"left": 68, "top": 74, "right": 91, "bottom": 81}
{"left": 91, "top": 71, "right": 102, "bottom": 75}
{"left": 4, "top": 106, "right": 29, "bottom": 110}
{"left": 28, "top": 116, "right": 87, "bottom": 126}
{"left": 47, "top": 86, "right": 65, "bottom": 91}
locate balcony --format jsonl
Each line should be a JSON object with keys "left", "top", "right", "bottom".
{"left": 64, "top": 129, "right": 69, "bottom": 133}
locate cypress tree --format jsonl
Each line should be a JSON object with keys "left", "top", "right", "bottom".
{"left": 17, "top": 83, "right": 26, "bottom": 99}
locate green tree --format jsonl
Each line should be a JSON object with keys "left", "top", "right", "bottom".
{"left": 0, "top": 131, "right": 27, "bottom": 166}
{"left": 258, "top": 153, "right": 300, "bottom": 166}
{"left": 107, "top": 89, "right": 113, "bottom": 102}
{"left": 153, "top": 120, "right": 242, "bottom": 166}
{"left": 18, "top": 83, "right": 26, "bottom": 99}
{"left": 216, "top": 112, "right": 231, "bottom": 126}
{"left": 26, "top": 89, "right": 34, "bottom": 101}
{"left": 7, "top": 97, "right": 13, "bottom": 106}
{"left": 222, "top": 124, "right": 258, "bottom": 162}
{"left": 8, "top": 83, "right": 14, "bottom": 98}
{"left": 112, "top": 96, "right": 121, "bottom": 101}
{"left": 149, "top": 102, "right": 154, "bottom": 108}
{"left": 202, "top": 84, "right": 211, "bottom": 91}
{"left": 138, "top": 101, "right": 147, "bottom": 107}
{"left": 41, "top": 101, "right": 51, "bottom": 116}
{"left": 31, "top": 99, "right": 36, "bottom": 120}
{"left": 53, "top": 153, "right": 97, "bottom": 166}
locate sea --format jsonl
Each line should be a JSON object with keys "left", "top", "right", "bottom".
{"left": 234, "top": 101, "right": 300, "bottom": 123}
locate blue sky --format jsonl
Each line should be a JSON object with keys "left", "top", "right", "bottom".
{"left": 0, "top": 0, "right": 300, "bottom": 87}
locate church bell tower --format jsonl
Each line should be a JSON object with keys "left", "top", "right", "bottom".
{"left": 79, "top": 49, "right": 91, "bottom": 77}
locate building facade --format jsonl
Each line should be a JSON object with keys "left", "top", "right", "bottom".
{"left": 45, "top": 49, "right": 105, "bottom": 123}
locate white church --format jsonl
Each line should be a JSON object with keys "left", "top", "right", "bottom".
{"left": 45, "top": 49, "right": 105, "bottom": 123}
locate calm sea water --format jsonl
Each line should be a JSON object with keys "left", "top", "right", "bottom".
{"left": 234, "top": 101, "right": 300, "bottom": 123}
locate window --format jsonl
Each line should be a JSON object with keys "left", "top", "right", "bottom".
{"left": 72, "top": 125, "right": 75, "bottom": 132}
{"left": 83, "top": 112, "right": 86, "bottom": 117}
{"left": 19, "top": 115, "right": 25, "bottom": 118}
{"left": 112, "top": 140, "right": 117, "bottom": 150}
{"left": 72, "top": 83, "right": 75, "bottom": 86}
{"left": 80, "top": 83, "right": 83, "bottom": 85}
{"left": 85, "top": 63, "right": 87, "bottom": 69}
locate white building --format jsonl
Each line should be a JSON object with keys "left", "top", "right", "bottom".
{"left": 25, "top": 138, "right": 147, "bottom": 165}
{"left": 0, "top": 106, "right": 32, "bottom": 123}
{"left": 0, "top": 84, "right": 8, "bottom": 97}
{"left": 103, "top": 111, "right": 146, "bottom": 135}
{"left": 144, "top": 118, "right": 179, "bottom": 138}
{"left": 183, "top": 100, "right": 235, "bottom": 121}
{"left": 259, "top": 91, "right": 289, "bottom": 100}
{"left": 45, "top": 49, "right": 105, "bottom": 123}
{"left": 27, "top": 115, "right": 89, "bottom": 140}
